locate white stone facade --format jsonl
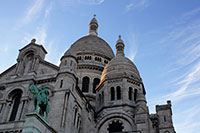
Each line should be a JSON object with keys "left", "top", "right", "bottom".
{"left": 0, "top": 16, "right": 175, "bottom": 133}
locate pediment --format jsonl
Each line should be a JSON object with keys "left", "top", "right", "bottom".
{"left": 0, "top": 64, "right": 16, "bottom": 81}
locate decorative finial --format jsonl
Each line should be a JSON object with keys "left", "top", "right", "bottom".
{"left": 119, "top": 35, "right": 121, "bottom": 39}
{"left": 88, "top": 14, "right": 98, "bottom": 36}
{"left": 31, "top": 38, "right": 36, "bottom": 44}
{"left": 116, "top": 35, "right": 125, "bottom": 56}
{"left": 117, "top": 35, "right": 123, "bottom": 43}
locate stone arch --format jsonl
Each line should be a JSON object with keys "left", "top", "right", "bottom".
{"left": 24, "top": 50, "right": 34, "bottom": 59}
{"left": 4, "top": 86, "right": 25, "bottom": 100}
{"left": 2, "top": 86, "right": 26, "bottom": 122}
{"left": 17, "top": 49, "right": 37, "bottom": 74}
{"left": 96, "top": 113, "right": 135, "bottom": 133}
{"left": 8, "top": 89, "right": 23, "bottom": 100}
{"left": 19, "top": 48, "right": 36, "bottom": 58}
{"left": 107, "top": 119, "right": 124, "bottom": 133}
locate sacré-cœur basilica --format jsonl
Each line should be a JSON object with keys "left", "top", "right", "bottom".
{"left": 0, "top": 15, "right": 175, "bottom": 133}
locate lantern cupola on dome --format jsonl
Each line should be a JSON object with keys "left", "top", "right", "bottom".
{"left": 88, "top": 14, "right": 98, "bottom": 36}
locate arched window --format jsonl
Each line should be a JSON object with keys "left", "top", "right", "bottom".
{"left": 93, "top": 78, "right": 100, "bottom": 93}
{"left": 107, "top": 121, "right": 124, "bottom": 133}
{"left": 129, "top": 87, "right": 133, "bottom": 100}
{"left": 95, "top": 57, "right": 101, "bottom": 62}
{"left": 9, "top": 90, "right": 22, "bottom": 122}
{"left": 60, "top": 80, "right": 63, "bottom": 88}
{"left": 64, "top": 60, "right": 67, "bottom": 66}
{"left": 117, "top": 86, "right": 121, "bottom": 100}
{"left": 134, "top": 89, "right": 138, "bottom": 102}
{"left": 164, "top": 115, "right": 167, "bottom": 122}
{"left": 85, "top": 56, "right": 91, "bottom": 60}
{"left": 77, "top": 56, "right": 82, "bottom": 62}
{"left": 70, "top": 60, "right": 73, "bottom": 66}
{"left": 110, "top": 87, "right": 115, "bottom": 101}
{"left": 82, "top": 77, "right": 89, "bottom": 92}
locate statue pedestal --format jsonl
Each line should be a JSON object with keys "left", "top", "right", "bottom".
{"left": 22, "top": 112, "right": 56, "bottom": 133}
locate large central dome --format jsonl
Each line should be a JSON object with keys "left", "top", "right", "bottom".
{"left": 61, "top": 15, "right": 115, "bottom": 105}
{"left": 64, "top": 35, "right": 114, "bottom": 59}
{"left": 64, "top": 15, "right": 114, "bottom": 59}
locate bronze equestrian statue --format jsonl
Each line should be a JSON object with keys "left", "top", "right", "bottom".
{"left": 29, "top": 84, "right": 49, "bottom": 122}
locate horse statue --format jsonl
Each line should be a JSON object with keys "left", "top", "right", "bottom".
{"left": 29, "top": 84, "right": 49, "bottom": 122}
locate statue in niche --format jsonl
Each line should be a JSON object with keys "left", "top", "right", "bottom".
{"left": 29, "top": 84, "right": 49, "bottom": 122}
{"left": 24, "top": 54, "right": 34, "bottom": 74}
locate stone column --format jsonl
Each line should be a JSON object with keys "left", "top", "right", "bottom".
{"left": 31, "top": 57, "right": 36, "bottom": 71}
{"left": 0, "top": 103, "right": 4, "bottom": 121}
{"left": 16, "top": 99, "right": 24, "bottom": 121}
{"left": 33, "top": 57, "right": 40, "bottom": 72}
{"left": 16, "top": 58, "right": 24, "bottom": 74}
{"left": 2, "top": 102, "right": 10, "bottom": 122}
{"left": 60, "top": 91, "right": 70, "bottom": 127}
{"left": 21, "top": 99, "right": 29, "bottom": 120}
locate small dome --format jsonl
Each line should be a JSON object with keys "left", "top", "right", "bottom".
{"left": 101, "top": 35, "right": 141, "bottom": 82}
{"left": 64, "top": 35, "right": 114, "bottom": 59}
{"left": 101, "top": 56, "right": 141, "bottom": 82}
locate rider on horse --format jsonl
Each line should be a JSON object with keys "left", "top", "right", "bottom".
{"left": 29, "top": 84, "right": 49, "bottom": 122}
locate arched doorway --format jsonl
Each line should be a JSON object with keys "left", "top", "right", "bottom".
{"left": 107, "top": 120, "right": 124, "bottom": 133}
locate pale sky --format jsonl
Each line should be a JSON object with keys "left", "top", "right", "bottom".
{"left": 1, "top": 0, "right": 200, "bottom": 132}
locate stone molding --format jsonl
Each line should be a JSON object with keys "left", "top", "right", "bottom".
{"left": 22, "top": 112, "right": 56, "bottom": 133}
